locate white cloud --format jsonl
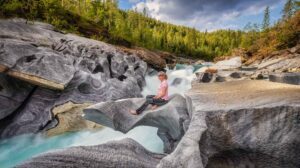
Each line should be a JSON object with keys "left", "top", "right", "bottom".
{"left": 133, "top": 0, "right": 283, "bottom": 31}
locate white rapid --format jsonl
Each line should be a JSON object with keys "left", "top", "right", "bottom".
{"left": 0, "top": 66, "right": 196, "bottom": 168}
{"left": 142, "top": 66, "right": 196, "bottom": 96}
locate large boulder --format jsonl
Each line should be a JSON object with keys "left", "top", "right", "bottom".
{"left": 83, "top": 94, "right": 190, "bottom": 153}
{"left": 158, "top": 80, "right": 300, "bottom": 168}
{"left": 212, "top": 57, "right": 242, "bottom": 70}
{"left": 17, "top": 138, "right": 166, "bottom": 168}
{"left": 0, "top": 19, "right": 148, "bottom": 139}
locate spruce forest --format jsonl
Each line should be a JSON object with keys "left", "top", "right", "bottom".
{"left": 0, "top": 0, "right": 299, "bottom": 60}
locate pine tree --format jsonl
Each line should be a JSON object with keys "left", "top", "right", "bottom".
{"left": 282, "top": 0, "right": 295, "bottom": 20}
{"left": 262, "top": 6, "right": 270, "bottom": 30}
{"left": 143, "top": 7, "right": 147, "bottom": 17}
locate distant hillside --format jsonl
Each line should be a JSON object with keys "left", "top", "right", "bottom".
{"left": 0, "top": 0, "right": 299, "bottom": 61}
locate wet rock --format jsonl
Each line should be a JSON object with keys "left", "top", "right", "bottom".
{"left": 229, "top": 72, "right": 242, "bottom": 78}
{"left": 215, "top": 76, "right": 226, "bottom": 82}
{"left": 17, "top": 139, "right": 165, "bottom": 168}
{"left": 83, "top": 94, "right": 190, "bottom": 153}
{"left": 171, "top": 78, "right": 183, "bottom": 86}
{"left": 199, "top": 73, "right": 215, "bottom": 83}
{"left": 269, "top": 73, "right": 300, "bottom": 85}
{"left": 158, "top": 80, "right": 300, "bottom": 168}
{"left": 196, "top": 70, "right": 252, "bottom": 83}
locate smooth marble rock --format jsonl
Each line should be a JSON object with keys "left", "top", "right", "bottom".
{"left": 158, "top": 80, "right": 300, "bottom": 168}
{"left": 0, "top": 74, "right": 34, "bottom": 120}
{"left": 17, "top": 138, "right": 166, "bottom": 168}
{"left": 83, "top": 94, "right": 190, "bottom": 153}
{"left": 0, "top": 88, "right": 60, "bottom": 139}
{"left": 0, "top": 19, "right": 148, "bottom": 139}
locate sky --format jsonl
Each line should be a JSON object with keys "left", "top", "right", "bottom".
{"left": 118, "top": 0, "right": 286, "bottom": 31}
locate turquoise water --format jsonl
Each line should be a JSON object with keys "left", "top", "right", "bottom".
{"left": 0, "top": 126, "right": 163, "bottom": 168}
{"left": 1, "top": 67, "right": 196, "bottom": 168}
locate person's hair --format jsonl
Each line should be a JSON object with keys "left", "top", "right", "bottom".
{"left": 158, "top": 71, "right": 168, "bottom": 79}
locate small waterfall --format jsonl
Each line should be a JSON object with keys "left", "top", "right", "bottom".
{"left": 142, "top": 66, "right": 196, "bottom": 96}
{"left": 0, "top": 66, "right": 197, "bottom": 168}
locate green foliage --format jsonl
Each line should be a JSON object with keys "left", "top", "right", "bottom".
{"left": 0, "top": 0, "right": 299, "bottom": 61}
{"left": 0, "top": 0, "right": 23, "bottom": 17}
{"left": 282, "top": 0, "right": 296, "bottom": 20}
{"left": 247, "top": 10, "right": 300, "bottom": 57}
{"left": 0, "top": 0, "right": 245, "bottom": 60}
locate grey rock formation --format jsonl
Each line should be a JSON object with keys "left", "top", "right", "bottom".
{"left": 83, "top": 94, "right": 190, "bottom": 153}
{"left": 14, "top": 80, "right": 300, "bottom": 168}
{"left": 248, "top": 46, "right": 300, "bottom": 76}
{"left": 17, "top": 138, "right": 166, "bottom": 168}
{"left": 158, "top": 80, "right": 300, "bottom": 168}
{"left": 196, "top": 70, "right": 253, "bottom": 83}
{"left": 269, "top": 73, "right": 300, "bottom": 85}
{"left": 0, "top": 88, "right": 60, "bottom": 138}
{"left": 0, "top": 19, "right": 147, "bottom": 139}
{"left": 0, "top": 74, "right": 34, "bottom": 120}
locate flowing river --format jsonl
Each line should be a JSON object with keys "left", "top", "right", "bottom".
{"left": 0, "top": 66, "right": 197, "bottom": 168}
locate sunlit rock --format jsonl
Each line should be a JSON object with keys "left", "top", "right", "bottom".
{"left": 158, "top": 80, "right": 300, "bottom": 168}
{"left": 212, "top": 57, "right": 242, "bottom": 70}
{"left": 46, "top": 102, "right": 102, "bottom": 137}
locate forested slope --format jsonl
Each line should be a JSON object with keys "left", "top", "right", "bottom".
{"left": 0, "top": 0, "right": 299, "bottom": 61}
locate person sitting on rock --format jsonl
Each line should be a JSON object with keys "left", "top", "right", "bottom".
{"left": 130, "top": 71, "right": 169, "bottom": 115}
